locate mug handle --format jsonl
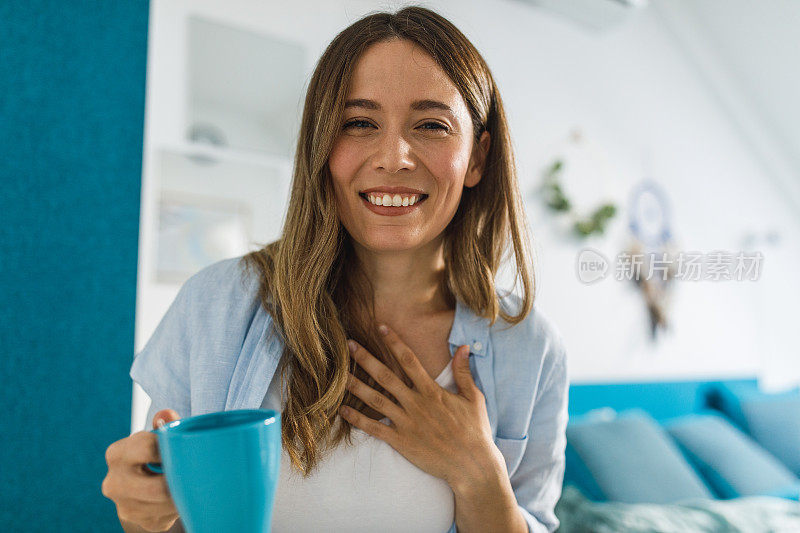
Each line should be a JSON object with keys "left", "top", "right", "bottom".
{"left": 145, "top": 428, "right": 164, "bottom": 474}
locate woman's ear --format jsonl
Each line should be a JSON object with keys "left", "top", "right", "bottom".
{"left": 465, "top": 130, "right": 491, "bottom": 188}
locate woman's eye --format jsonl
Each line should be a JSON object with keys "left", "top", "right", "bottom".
{"left": 343, "top": 120, "right": 374, "bottom": 130}
{"left": 419, "top": 122, "right": 448, "bottom": 132}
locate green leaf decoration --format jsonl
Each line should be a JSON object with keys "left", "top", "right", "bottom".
{"left": 547, "top": 195, "right": 571, "bottom": 212}
{"left": 574, "top": 220, "right": 594, "bottom": 236}
{"left": 540, "top": 159, "right": 617, "bottom": 238}
{"left": 547, "top": 159, "right": 563, "bottom": 176}
{"left": 591, "top": 203, "right": 617, "bottom": 222}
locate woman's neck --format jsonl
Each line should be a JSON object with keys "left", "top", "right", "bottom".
{"left": 353, "top": 236, "right": 451, "bottom": 322}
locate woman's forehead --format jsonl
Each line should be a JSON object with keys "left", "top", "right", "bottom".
{"left": 348, "top": 41, "right": 460, "bottom": 97}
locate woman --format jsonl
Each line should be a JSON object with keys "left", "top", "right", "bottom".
{"left": 102, "top": 6, "right": 568, "bottom": 533}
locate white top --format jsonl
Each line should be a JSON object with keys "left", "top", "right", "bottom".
{"left": 262, "top": 361, "right": 459, "bottom": 532}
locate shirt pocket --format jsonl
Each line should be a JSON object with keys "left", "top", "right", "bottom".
{"left": 494, "top": 434, "right": 529, "bottom": 477}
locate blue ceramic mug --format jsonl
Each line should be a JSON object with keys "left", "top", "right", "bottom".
{"left": 145, "top": 409, "right": 281, "bottom": 533}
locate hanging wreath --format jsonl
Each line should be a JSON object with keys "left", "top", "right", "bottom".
{"left": 541, "top": 159, "right": 617, "bottom": 237}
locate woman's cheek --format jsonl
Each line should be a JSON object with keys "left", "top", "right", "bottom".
{"left": 328, "top": 137, "right": 357, "bottom": 177}
{"left": 425, "top": 142, "right": 467, "bottom": 175}
{"left": 327, "top": 154, "right": 345, "bottom": 181}
{"left": 428, "top": 163, "right": 468, "bottom": 203}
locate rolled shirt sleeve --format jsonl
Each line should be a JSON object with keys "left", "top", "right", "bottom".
{"left": 129, "top": 276, "right": 196, "bottom": 422}
{"left": 512, "top": 333, "right": 569, "bottom": 533}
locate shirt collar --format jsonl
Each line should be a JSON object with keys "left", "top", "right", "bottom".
{"left": 448, "top": 296, "right": 490, "bottom": 357}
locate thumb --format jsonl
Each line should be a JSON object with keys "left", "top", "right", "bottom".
{"left": 453, "top": 345, "right": 477, "bottom": 398}
{"left": 152, "top": 408, "right": 180, "bottom": 430}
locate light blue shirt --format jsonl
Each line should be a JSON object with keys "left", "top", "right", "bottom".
{"left": 131, "top": 256, "right": 569, "bottom": 533}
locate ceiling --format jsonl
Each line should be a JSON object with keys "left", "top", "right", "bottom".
{"left": 675, "top": 0, "right": 800, "bottom": 187}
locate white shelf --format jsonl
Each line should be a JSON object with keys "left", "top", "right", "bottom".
{"left": 158, "top": 140, "right": 294, "bottom": 174}
{"left": 186, "top": 15, "right": 307, "bottom": 158}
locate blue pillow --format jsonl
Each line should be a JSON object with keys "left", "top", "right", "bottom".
{"left": 563, "top": 408, "right": 617, "bottom": 501}
{"left": 566, "top": 409, "right": 714, "bottom": 504}
{"left": 664, "top": 412, "right": 800, "bottom": 499}
{"left": 711, "top": 383, "right": 800, "bottom": 476}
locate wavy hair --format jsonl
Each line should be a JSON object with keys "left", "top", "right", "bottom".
{"left": 241, "top": 5, "right": 535, "bottom": 477}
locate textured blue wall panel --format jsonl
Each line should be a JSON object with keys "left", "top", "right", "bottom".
{"left": 0, "top": 1, "right": 149, "bottom": 530}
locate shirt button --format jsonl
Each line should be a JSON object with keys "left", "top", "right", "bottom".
{"left": 472, "top": 341, "right": 483, "bottom": 351}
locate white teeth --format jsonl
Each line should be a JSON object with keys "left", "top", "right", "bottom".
{"left": 364, "top": 193, "right": 422, "bottom": 207}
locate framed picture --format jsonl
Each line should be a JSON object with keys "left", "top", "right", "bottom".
{"left": 155, "top": 191, "right": 252, "bottom": 284}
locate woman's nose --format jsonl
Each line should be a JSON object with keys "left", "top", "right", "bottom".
{"left": 373, "top": 131, "right": 416, "bottom": 173}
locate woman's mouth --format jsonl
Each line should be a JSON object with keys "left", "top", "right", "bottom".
{"left": 358, "top": 192, "right": 429, "bottom": 216}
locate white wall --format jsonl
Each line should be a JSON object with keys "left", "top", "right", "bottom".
{"left": 135, "top": 0, "right": 800, "bottom": 432}
{"left": 456, "top": 0, "right": 800, "bottom": 385}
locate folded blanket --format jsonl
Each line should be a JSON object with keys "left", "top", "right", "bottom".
{"left": 555, "top": 485, "right": 800, "bottom": 532}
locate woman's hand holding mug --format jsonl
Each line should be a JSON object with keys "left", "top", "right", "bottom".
{"left": 102, "top": 409, "right": 181, "bottom": 532}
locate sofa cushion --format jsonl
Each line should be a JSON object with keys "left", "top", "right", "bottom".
{"left": 566, "top": 409, "right": 714, "bottom": 503}
{"left": 711, "top": 383, "right": 800, "bottom": 476}
{"left": 664, "top": 412, "right": 800, "bottom": 499}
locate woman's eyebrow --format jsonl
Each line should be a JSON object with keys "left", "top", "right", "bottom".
{"left": 410, "top": 99, "right": 453, "bottom": 113}
{"left": 344, "top": 98, "right": 380, "bottom": 110}
{"left": 344, "top": 98, "right": 454, "bottom": 115}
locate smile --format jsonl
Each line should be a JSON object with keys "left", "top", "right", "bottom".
{"left": 358, "top": 192, "right": 429, "bottom": 216}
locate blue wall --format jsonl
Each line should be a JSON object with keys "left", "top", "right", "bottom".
{"left": 0, "top": 1, "right": 149, "bottom": 530}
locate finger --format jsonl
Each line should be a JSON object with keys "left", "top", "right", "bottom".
{"left": 347, "top": 339, "right": 415, "bottom": 406}
{"left": 346, "top": 372, "right": 405, "bottom": 424}
{"left": 152, "top": 409, "right": 180, "bottom": 430}
{"left": 123, "top": 431, "right": 163, "bottom": 466}
{"left": 339, "top": 405, "right": 397, "bottom": 446}
{"left": 108, "top": 468, "right": 172, "bottom": 504}
{"left": 117, "top": 505, "right": 178, "bottom": 533}
{"left": 130, "top": 506, "right": 180, "bottom": 533}
{"left": 376, "top": 323, "right": 438, "bottom": 395}
{"left": 128, "top": 473, "right": 173, "bottom": 503}
{"left": 452, "top": 345, "right": 479, "bottom": 400}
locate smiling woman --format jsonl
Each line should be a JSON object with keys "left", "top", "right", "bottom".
{"left": 123, "top": 4, "right": 568, "bottom": 533}
{"left": 240, "top": 5, "right": 566, "bottom": 533}
{"left": 245, "top": 4, "right": 537, "bottom": 467}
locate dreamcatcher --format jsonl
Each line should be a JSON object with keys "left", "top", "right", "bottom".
{"left": 625, "top": 180, "right": 678, "bottom": 340}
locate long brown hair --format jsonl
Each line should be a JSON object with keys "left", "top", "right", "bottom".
{"left": 241, "top": 5, "right": 535, "bottom": 477}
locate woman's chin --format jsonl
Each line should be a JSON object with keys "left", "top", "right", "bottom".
{"left": 357, "top": 235, "right": 423, "bottom": 253}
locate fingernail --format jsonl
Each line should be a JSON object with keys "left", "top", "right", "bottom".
{"left": 347, "top": 340, "right": 357, "bottom": 353}
{"left": 378, "top": 324, "right": 388, "bottom": 335}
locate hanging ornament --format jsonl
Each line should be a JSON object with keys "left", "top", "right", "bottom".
{"left": 534, "top": 128, "right": 618, "bottom": 238}
{"left": 625, "top": 180, "right": 678, "bottom": 340}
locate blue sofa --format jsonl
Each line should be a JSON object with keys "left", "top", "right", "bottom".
{"left": 555, "top": 378, "right": 800, "bottom": 532}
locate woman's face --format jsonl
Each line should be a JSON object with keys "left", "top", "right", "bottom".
{"left": 328, "top": 38, "right": 490, "bottom": 254}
